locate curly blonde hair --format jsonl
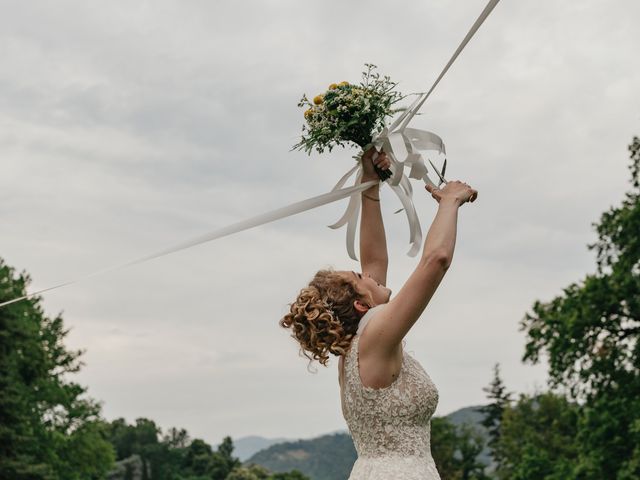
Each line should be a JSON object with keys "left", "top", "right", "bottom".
{"left": 280, "top": 269, "right": 366, "bottom": 367}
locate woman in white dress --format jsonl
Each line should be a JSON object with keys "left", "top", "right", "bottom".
{"left": 280, "top": 148, "right": 477, "bottom": 479}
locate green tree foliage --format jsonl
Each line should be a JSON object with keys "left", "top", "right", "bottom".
{"left": 266, "top": 471, "right": 309, "bottom": 480}
{"left": 225, "top": 464, "right": 309, "bottom": 480}
{"left": 456, "top": 424, "right": 491, "bottom": 480}
{"left": 183, "top": 438, "right": 216, "bottom": 477}
{"left": 108, "top": 418, "right": 163, "bottom": 463}
{"left": 0, "top": 258, "right": 115, "bottom": 479}
{"left": 226, "top": 466, "right": 267, "bottom": 480}
{"left": 163, "top": 427, "right": 191, "bottom": 449}
{"left": 106, "top": 420, "right": 233, "bottom": 479}
{"left": 480, "top": 363, "right": 512, "bottom": 471}
{"left": 431, "top": 417, "right": 489, "bottom": 480}
{"left": 105, "top": 419, "right": 306, "bottom": 480}
{"left": 431, "top": 417, "right": 460, "bottom": 478}
{"left": 179, "top": 435, "right": 241, "bottom": 479}
{"left": 495, "top": 392, "right": 579, "bottom": 480}
{"left": 107, "top": 417, "right": 189, "bottom": 479}
{"left": 209, "top": 437, "right": 242, "bottom": 479}
{"left": 520, "top": 137, "right": 640, "bottom": 478}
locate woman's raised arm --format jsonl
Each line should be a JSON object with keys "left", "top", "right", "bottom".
{"left": 359, "top": 148, "right": 391, "bottom": 286}
{"left": 362, "top": 180, "right": 478, "bottom": 356}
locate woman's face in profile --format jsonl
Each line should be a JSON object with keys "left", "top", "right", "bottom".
{"left": 339, "top": 270, "right": 392, "bottom": 307}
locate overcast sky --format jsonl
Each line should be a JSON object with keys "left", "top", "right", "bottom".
{"left": 1, "top": 0, "right": 639, "bottom": 447}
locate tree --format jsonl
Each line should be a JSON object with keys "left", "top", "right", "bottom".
{"left": 0, "top": 257, "right": 115, "bottom": 479}
{"left": 226, "top": 467, "right": 263, "bottom": 480}
{"left": 209, "top": 436, "right": 242, "bottom": 480}
{"left": 107, "top": 417, "right": 181, "bottom": 479}
{"left": 267, "top": 470, "right": 310, "bottom": 480}
{"left": 226, "top": 464, "right": 270, "bottom": 480}
{"left": 184, "top": 438, "right": 215, "bottom": 477}
{"left": 179, "top": 435, "right": 242, "bottom": 479}
{"left": 431, "top": 416, "right": 490, "bottom": 480}
{"left": 520, "top": 137, "right": 640, "bottom": 478}
{"left": 456, "top": 424, "right": 491, "bottom": 480}
{"left": 495, "top": 392, "right": 579, "bottom": 480}
{"left": 480, "top": 363, "right": 512, "bottom": 470}
{"left": 163, "top": 426, "right": 191, "bottom": 449}
{"left": 431, "top": 417, "right": 461, "bottom": 478}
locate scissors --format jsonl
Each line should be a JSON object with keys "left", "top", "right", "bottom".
{"left": 394, "top": 157, "right": 448, "bottom": 214}
{"left": 427, "top": 157, "right": 448, "bottom": 187}
{"left": 427, "top": 158, "right": 476, "bottom": 202}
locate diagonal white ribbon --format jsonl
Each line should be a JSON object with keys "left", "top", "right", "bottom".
{"left": 0, "top": 180, "right": 377, "bottom": 309}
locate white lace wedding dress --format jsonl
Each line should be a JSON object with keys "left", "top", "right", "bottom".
{"left": 340, "top": 305, "right": 441, "bottom": 479}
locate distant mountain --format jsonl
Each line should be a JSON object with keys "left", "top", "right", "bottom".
{"left": 244, "top": 406, "right": 492, "bottom": 480}
{"left": 244, "top": 433, "right": 357, "bottom": 480}
{"left": 446, "top": 405, "right": 488, "bottom": 429}
{"left": 231, "top": 435, "right": 293, "bottom": 461}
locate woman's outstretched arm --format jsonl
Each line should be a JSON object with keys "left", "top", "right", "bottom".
{"left": 359, "top": 148, "right": 391, "bottom": 285}
{"left": 362, "top": 180, "right": 478, "bottom": 355}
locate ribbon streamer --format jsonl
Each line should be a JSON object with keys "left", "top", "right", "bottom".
{"left": 0, "top": 180, "right": 377, "bottom": 309}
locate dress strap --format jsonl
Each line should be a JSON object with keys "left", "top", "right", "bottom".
{"left": 356, "top": 304, "right": 387, "bottom": 336}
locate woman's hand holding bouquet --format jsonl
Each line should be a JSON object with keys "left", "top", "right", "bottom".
{"left": 361, "top": 147, "right": 392, "bottom": 183}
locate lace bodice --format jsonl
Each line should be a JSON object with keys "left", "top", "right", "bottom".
{"left": 340, "top": 305, "right": 441, "bottom": 479}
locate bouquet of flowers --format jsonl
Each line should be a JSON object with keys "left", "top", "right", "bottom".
{"left": 293, "top": 64, "right": 405, "bottom": 180}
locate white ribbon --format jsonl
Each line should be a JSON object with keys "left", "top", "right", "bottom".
{"left": 0, "top": 180, "right": 378, "bottom": 309}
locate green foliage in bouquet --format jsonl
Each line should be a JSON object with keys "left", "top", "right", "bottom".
{"left": 293, "top": 64, "right": 404, "bottom": 154}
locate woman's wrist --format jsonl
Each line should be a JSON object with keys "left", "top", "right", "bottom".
{"left": 361, "top": 183, "right": 380, "bottom": 198}
{"left": 361, "top": 174, "right": 380, "bottom": 184}
{"left": 439, "top": 197, "right": 463, "bottom": 208}
{"left": 362, "top": 192, "right": 380, "bottom": 202}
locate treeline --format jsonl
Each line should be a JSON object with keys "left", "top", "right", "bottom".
{"left": 104, "top": 418, "right": 307, "bottom": 480}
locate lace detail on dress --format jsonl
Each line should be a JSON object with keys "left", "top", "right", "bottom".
{"left": 340, "top": 307, "right": 441, "bottom": 479}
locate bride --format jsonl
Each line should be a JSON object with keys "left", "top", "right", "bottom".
{"left": 280, "top": 148, "right": 477, "bottom": 479}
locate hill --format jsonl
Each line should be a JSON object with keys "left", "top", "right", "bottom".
{"left": 231, "top": 435, "right": 294, "bottom": 461}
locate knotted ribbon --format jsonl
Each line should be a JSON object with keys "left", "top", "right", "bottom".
{"left": 328, "top": 93, "right": 447, "bottom": 260}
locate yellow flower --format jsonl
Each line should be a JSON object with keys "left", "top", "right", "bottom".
{"left": 304, "top": 108, "right": 313, "bottom": 118}
{"left": 338, "top": 81, "right": 349, "bottom": 87}
{"left": 313, "top": 95, "right": 324, "bottom": 105}
{"left": 328, "top": 83, "right": 338, "bottom": 90}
